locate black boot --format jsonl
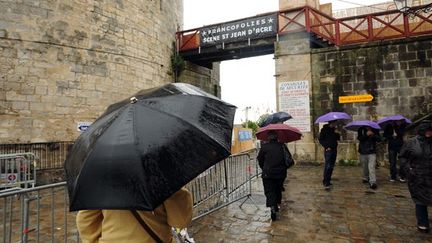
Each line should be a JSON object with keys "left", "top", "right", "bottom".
{"left": 270, "top": 206, "right": 277, "bottom": 221}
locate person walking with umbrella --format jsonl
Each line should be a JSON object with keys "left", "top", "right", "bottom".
{"left": 316, "top": 112, "right": 351, "bottom": 190}
{"left": 256, "top": 124, "right": 301, "bottom": 221}
{"left": 315, "top": 112, "right": 351, "bottom": 190}
{"left": 257, "top": 131, "right": 290, "bottom": 221}
{"left": 64, "top": 83, "right": 236, "bottom": 242}
{"left": 379, "top": 115, "right": 411, "bottom": 182}
{"left": 346, "top": 121, "right": 381, "bottom": 189}
{"left": 399, "top": 121, "right": 432, "bottom": 233}
{"left": 318, "top": 121, "right": 340, "bottom": 190}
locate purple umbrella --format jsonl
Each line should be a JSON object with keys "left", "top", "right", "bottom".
{"left": 315, "top": 112, "right": 352, "bottom": 124}
{"left": 345, "top": 120, "right": 381, "bottom": 131}
{"left": 377, "top": 114, "right": 412, "bottom": 128}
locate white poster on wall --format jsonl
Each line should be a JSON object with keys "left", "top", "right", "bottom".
{"left": 278, "top": 80, "right": 311, "bottom": 132}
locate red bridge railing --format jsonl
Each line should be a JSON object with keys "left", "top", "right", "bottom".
{"left": 176, "top": 5, "right": 432, "bottom": 52}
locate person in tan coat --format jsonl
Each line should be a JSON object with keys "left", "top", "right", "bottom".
{"left": 76, "top": 188, "right": 193, "bottom": 243}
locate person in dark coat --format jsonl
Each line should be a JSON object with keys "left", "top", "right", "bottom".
{"left": 358, "top": 126, "right": 381, "bottom": 189}
{"left": 400, "top": 121, "right": 432, "bottom": 233}
{"left": 257, "top": 131, "right": 290, "bottom": 221}
{"left": 383, "top": 120, "right": 406, "bottom": 182}
{"left": 319, "top": 121, "right": 341, "bottom": 189}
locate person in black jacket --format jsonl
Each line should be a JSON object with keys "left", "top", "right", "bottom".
{"left": 318, "top": 121, "right": 341, "bottom": 189}
{"left": 383, "top": 120, "right": 406, "bottom": 182}
{"left": 358, "top": 126, "right": 381, "bottom": 189}
{"left": 400, "top": 121, "right": 432, "bottom": 233}
{"left": 257, "top": 131, "right": 290, "bottom": 221}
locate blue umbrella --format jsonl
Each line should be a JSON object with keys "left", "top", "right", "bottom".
{"left": 345, "top": 120, "right": 380, "bottom": 131}
{"left": 377, "top": 115, "right": 412, "bottom": 128}
{"left": 259, "top": 112, "right": 292, "bottom": 127}
{"left": 315, "top": 112, "right": 351, "bottom": 124}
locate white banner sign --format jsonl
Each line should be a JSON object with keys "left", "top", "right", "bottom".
{"left": 278, "top": 80, "right": 311, "bottom": 132}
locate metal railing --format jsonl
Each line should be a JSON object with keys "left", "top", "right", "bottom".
{"left": 0, "top": 142, "right": 73, "bottom": 170}
{"left": 187, "top": 149, "right": 259, "bottom": 220}
{"left": 0, "top": 153, "right": 37, "bottom": 190}
{"left": 0, "top": 149, "right": 259, "bottom": 242}
{"left": 176, "top": 5, "right": 432, "bottom": 51}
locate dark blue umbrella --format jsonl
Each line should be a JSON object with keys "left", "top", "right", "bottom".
{"left": 259, "top": 112, "right": 292, "bottom": 127}
{"left": 344, "top": 120, "right": 380, "bottom": 131}
{"left": 315, "top": 112, "right": 351, "bottom": 124}
{"left": 377, "top": 114, "right": 412, "bottom": 128}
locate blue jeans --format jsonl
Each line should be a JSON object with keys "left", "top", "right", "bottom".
{"left": 389, "top": 150, "right": 405, "bottom": 179}
{"left": 416, "top": 204, "right": 430, "bottom": 228}
{"left": 323, "top": 149, "right": 337, "bottom": 186}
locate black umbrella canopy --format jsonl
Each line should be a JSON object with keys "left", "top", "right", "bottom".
{"left": 65, "top": 83, "right": 236, "bottom": 211}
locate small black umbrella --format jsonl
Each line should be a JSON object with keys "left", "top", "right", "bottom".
{"left": 258, "top": 112, "right": 292, "bottom": 127}
{"left": 65, "top": 83, "right": 236, "bottom": 211}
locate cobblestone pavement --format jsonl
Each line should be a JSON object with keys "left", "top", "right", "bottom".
{"left": 189, "top": 166, "right": 432, "bottom": 242}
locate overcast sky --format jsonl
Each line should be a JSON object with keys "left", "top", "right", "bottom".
{"left": 183, "top": 0, "right": 393, "bottom": 124}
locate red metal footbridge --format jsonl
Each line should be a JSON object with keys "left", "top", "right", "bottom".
{"left": 176, "top": 5, "right": 432, "bottom": 66}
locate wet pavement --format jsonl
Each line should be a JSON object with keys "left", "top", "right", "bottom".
{"left": 189, "top": 165, "right": 432, "bottom": 242}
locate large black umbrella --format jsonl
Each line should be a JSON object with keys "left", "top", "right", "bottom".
{"left": 65, "top": 83, "right": 236, "bottom": 211}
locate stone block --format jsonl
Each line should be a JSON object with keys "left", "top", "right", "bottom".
{"left": 404, "top": 69, "right": 415, "bottom": 78}
{"left": 413, "top": 87, "right": 424, "bottom": 96}
{"left": 399, "top": 51, "right": 416, "bottom": 61}
{"left": 417, "top": 41, "right": 432, "bottom": 50}
{"left": 415, "top": 69, "right": 425, "bottom": 78}
{"left": 427, "top": 50, "right": 432, "bottom": 59}
{"left": 4, "top": 81, "right": 20, "bottom": 91}
{"left": 398, "top": 88, "right": 412, "bottom": 96}
{"left": 6, "top": 91, "right": 27, "bottom": 101}
{"left": 382, "top": 62, "right": 396, "bottom": 70}
{"left": 12, "top": 101, "right": 29, "bottom": 110}
{"left": 394, "top": 70, "right": 405, "bottom": 79}
{"left": 20, "top": 86, "right": 35, "bottom": 95}
{"left": 0, "top": 29, "right": 7, "bottom": 38}
{"left": 30, "top": 102, "right": 45, "bottom": 111}
{"left": 399, "top": 62, "right": 407, "bottom": 70}
{"left": 384, "top": 71, "right": 394, "bottom": 80}
{"left": 343, "top": 83, "right": 353, "bottom": 92}
{"left": 35, "top": 86, "right": 48, "bottom": 95}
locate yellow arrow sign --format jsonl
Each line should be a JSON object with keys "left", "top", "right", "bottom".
{"left": 338, "top": 94, "right": 374, "bottom": 104}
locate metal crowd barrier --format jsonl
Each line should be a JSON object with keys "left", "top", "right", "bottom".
{"left": 186, "top": 149, "right": 259, "bottom": 220}
{"left": 0, "top": 142, "right": 73, "bottom": 170}
{"left": 0, "top": 153, "right": 37, "bottom": 190}
{"left": 0, "top": 149, "right": 259, "bottom": 243}
{"left": 0, "top": 182, "right": 78, "bottom": 243}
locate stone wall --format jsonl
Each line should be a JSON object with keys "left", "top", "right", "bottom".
{"left": 180, "top": 62, "right": 221, "bottom": 97}
{"left": 0, "top": 0, "right": 186, "bottom": 143}
{"left": 311, "top": 37, "right": 432, "bottom": 162}
{"left": 275, "top": 32, "right": 317, "bottom": 162}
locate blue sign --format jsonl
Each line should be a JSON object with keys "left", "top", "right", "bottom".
{"left": 238, "top": 130, "right": 252, "bottom": 141}
{"left": 77, "top": 122, "right": 92, "bottom": 132}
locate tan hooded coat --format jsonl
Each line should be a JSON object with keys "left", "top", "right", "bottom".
{"left": 76, "top": 188, "right": 193, "bottom": 243}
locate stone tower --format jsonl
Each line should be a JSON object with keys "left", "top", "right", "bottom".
{"left": 0, "top": 0, "right": 184, "bottom": 143}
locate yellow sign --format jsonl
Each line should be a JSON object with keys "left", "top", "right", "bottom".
{"left": 338, "top": 94, "right": 373, "bottom": 104}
